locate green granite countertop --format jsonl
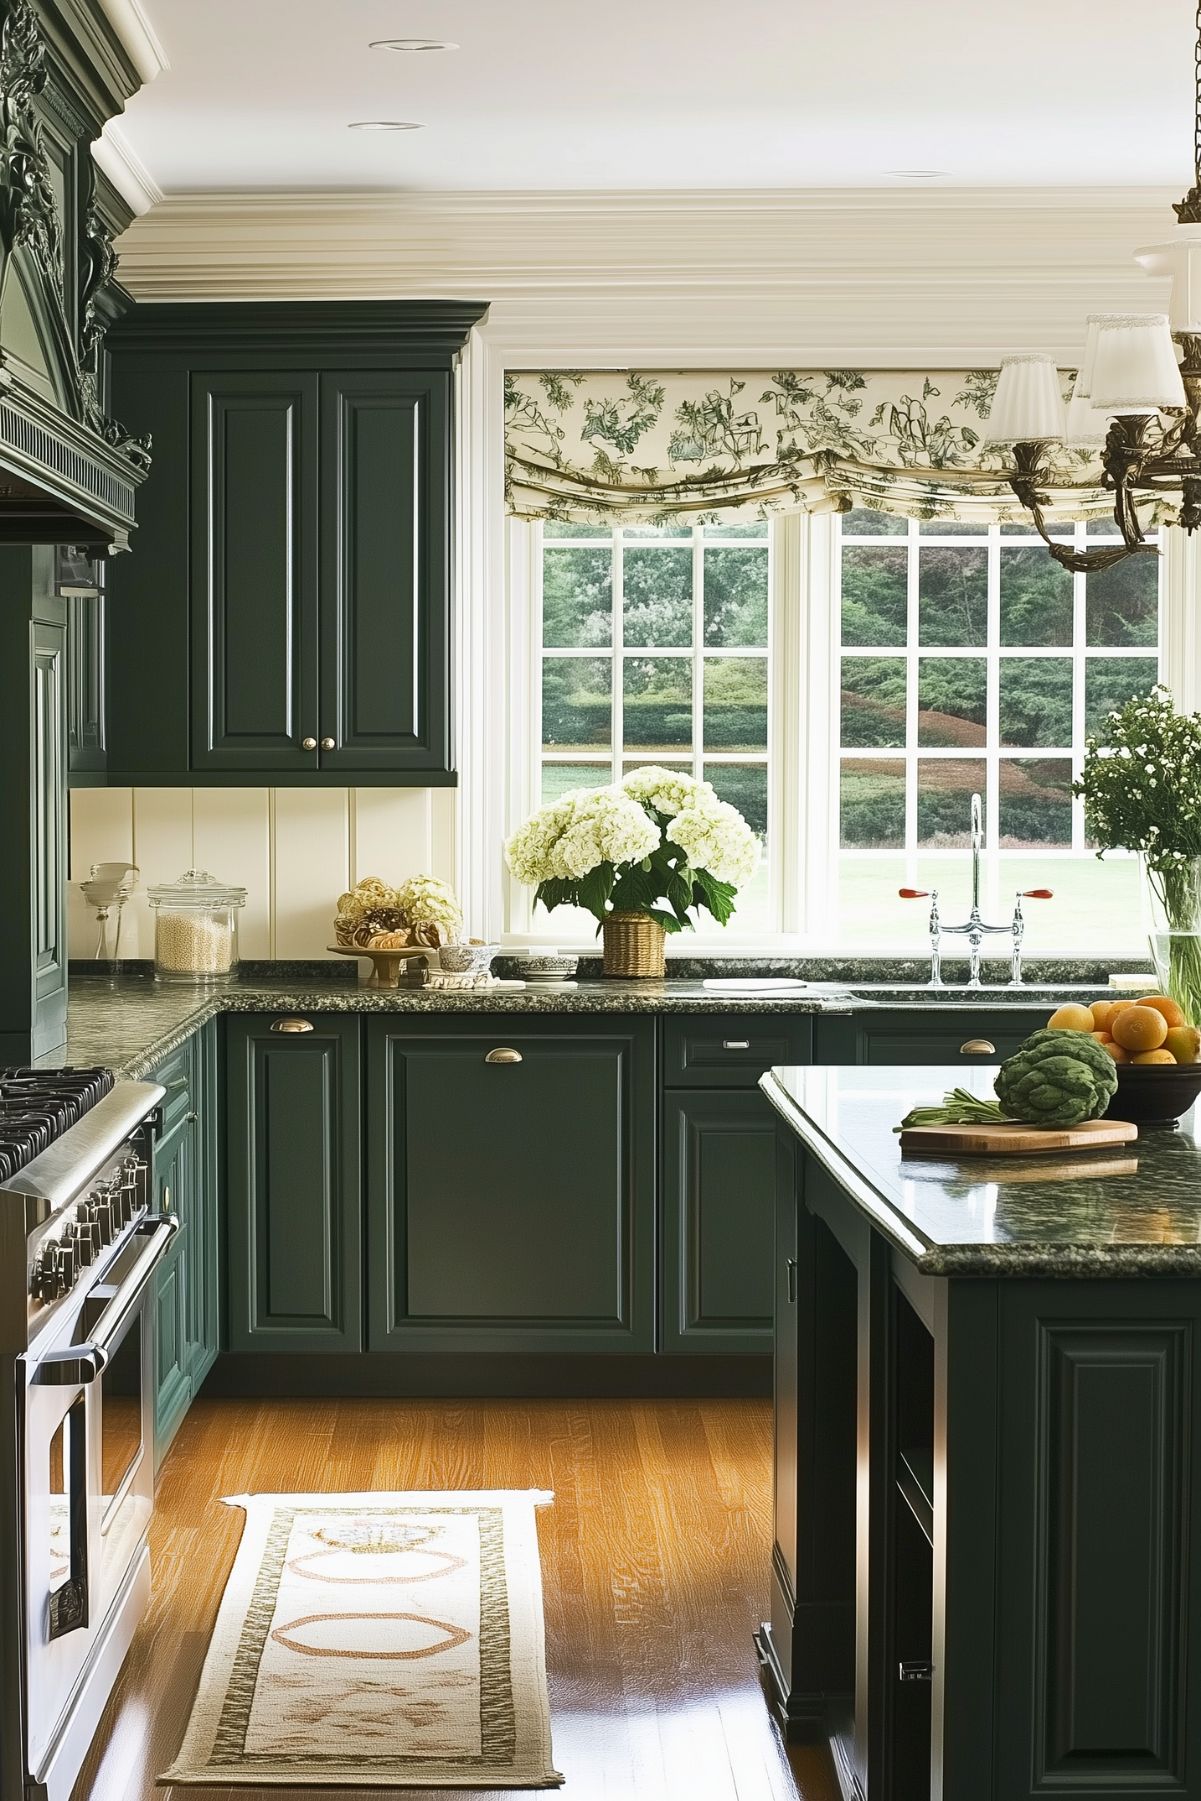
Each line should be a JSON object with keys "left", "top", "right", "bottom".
{"left": 33, "top": 970, "right": 1095, "bottom": 1084}
{"left": 762, "top": 1064, "right": 1201, "bottom": 1278}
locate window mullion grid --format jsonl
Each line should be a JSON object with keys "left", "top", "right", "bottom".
{"left": 612, "top": 528, "right": 624, "bottom": 783}
{"left": 1071, "top": 522, "right": 1087, "bottom": 855}
{"left": 905, "top": 520, "right": 919, "bottom": 886}
{"left": 692, "top": 525, "right": 705, "bottom": 781}
{"left": 985, "top": 525, "right": 1001, "bottom": 919}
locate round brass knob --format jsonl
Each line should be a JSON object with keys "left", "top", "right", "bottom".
{"left": 271, "top": 1018, "right": 315, "bottom": 1034}
{"left": 301, "top": 736, "right": 317, "bottom": 751}
{"left": 959, "top": 1038, "right": 996, "bottom": 1055}
{"left": 320, "top": 736, "right": 336, "bottom": 751}
{"left": 484, "top": 1047, "right": 523, "bottom": 1065}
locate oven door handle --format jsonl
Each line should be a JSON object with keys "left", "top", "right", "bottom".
{"left": 34, "top": 1214, "right": 180, "bottom": 1387}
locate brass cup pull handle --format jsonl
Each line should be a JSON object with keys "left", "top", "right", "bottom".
{"left": 484, "top": 1047, "right": 523, "bottom": 1065}
{"left": 301, "top": 736, "right": 317, "bottom": 751}
{"left": 320, "top": 736, "right": 336, "bottom": 751}
{"left": 271, "top": 1017, "right": 315, "bottom": 1034}
{"left": 959, "top": 1038, "right": 996, "bottom": 1055}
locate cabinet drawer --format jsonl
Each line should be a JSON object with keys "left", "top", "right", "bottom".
{"left": 151, "top": 1036, "right": 195, "bottom": 1134}
{"left": 663, "top": 1016, "right": 813, "bottom": 1087}
{"left": 813, "top": 1010, "right": 1045, "bottom": 1066}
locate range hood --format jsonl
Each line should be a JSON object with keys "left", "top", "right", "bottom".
{"left": 0, "top": 1, "right": 149, "bottom": 550}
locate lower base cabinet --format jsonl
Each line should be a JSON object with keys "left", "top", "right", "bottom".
{"left": 225, "top": 1013, "right": 362, "bottom": 1352}
{"left": 367, "top": 1016, "right": 656, "bottom": 1352}
{"left": 152, "top": 1022, "right": 220, "bottom": 1464}
{"left": 661, "top": 1090, "right": 780, "bottom": 1353}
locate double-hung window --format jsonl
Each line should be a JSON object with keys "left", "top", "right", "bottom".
{"left": 504, "top": 510, "right": 1163, "bottom": 952}
{"left": 529, "top": 520, "right": 772, "bottom": 932}
{"left": 837, "top": 513, "right": 1161, "bottom": 953}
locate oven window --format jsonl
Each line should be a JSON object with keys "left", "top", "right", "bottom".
{"left": 48, "top": 1415, "right": 70, "bottom": 1599}
{"left": 99, "top": 1312, "right": 143, "bottom": 1511}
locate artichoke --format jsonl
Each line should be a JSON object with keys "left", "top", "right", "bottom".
{"left": 994, "top": 1029, "right": 1117, "bottom": 1127}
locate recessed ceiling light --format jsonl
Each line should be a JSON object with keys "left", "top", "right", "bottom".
{"left": 370, "top": 38, "right": 459, "bottom": 51}
{"left": 348, "top": 119, "right": 423, "bottom": 131}
{"left": 885, "top": 169, "right": 949, "bottom": 180}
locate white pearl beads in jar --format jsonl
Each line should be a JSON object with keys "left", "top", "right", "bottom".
{"left": 154, "top": 910, "right": 234, "bottom": 976}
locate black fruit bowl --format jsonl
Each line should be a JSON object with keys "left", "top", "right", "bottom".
{"left": 1113, "top": 1062, "right": 1201, "bottom": 1128}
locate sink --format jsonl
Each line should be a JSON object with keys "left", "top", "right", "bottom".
{"left": 832, "top": 982, "right": 1091, "bottom": 1006}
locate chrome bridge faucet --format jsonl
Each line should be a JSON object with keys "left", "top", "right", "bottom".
{"left": 899, "top": 793, "right": 1052, "bottom": 987}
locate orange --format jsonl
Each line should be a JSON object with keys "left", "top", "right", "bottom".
{"left": 1111, "top": 1005, "right": 1170, "bottom": 1053}
{"left": 1089, "top": 1030, "right": 1114, "bottom": 1045}
{"left": 1090, "top": 999, "right": 1119, "bottom": 1031}
{"left": 1137, "top": 993, "right": 1187, "bottom": 1029}
{"left": 1165, "top": 1025, "right": 1201, "bottom": 1064}
{"left": 1103, "top": 1041, "right": 1131, "bottom": 1063}
{"left": 1047, "top": 1003, "right": 1096, "bottom": 1032}
{"left": 1131, "top": 1049, "right": 1177, "bottom": 1065}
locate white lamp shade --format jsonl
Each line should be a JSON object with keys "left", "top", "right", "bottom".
{"left": 1088, "top": 314, "right": 1185, "bottom": 412}
{"left": 1063, "top": 379, "right": 1111, "bottom": 448}
{"left": 1135, "top": 231, "right": 1201, "bottom": 333}
{"left": 1076, "top": 313, "right": 1140, "bottom": 401}
{"left": 983, "top": 355, "right": 1066, "bottom": 446}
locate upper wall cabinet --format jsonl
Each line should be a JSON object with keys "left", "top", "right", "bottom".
{"left": 100, "top": 302, "right": 486, "bottom": 787}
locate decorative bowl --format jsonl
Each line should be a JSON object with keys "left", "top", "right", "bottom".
{"left": 1113, "top": 1062, "right": 1201, "bottom": 1128}
{"left": 437, "top": 941, "right": 499, "bottom": 977}
{"left": 519, "top": 953, "right": 578, "bottom": 982}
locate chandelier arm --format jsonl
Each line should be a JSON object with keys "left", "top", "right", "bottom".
{"left": 1175, "top": 0, "right": 1201, "bottom": 219}
{"left": 1008, "top": 441, "right": 1157, "bottom": 574}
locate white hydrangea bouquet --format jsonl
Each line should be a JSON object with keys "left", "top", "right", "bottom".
{"left": 334, "top": 872, "right": 462, "bottom": 951}
{"left": 505, "top": 766, "right": 760, "bottom": 974}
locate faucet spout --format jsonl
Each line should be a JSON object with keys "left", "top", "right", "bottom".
{"left": 970, "top": 791, "right": 983, "bottom": 915}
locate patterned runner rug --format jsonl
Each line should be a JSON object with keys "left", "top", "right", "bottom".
{"left": 161, "top": 1489, "right": 562, "bottom": 1788}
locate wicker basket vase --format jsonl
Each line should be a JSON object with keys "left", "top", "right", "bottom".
{"left": 602, "top": 910, "right": 667, "bottom": 978}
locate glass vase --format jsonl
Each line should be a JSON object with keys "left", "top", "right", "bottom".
{"left": 1143, "top": 854, "right": 1201, "bottom": 1024}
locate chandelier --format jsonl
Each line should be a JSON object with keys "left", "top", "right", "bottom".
{"left": 985, "top": 1, "right": 1201, "bottom": 573}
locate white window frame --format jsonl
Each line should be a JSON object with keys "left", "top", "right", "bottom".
{"left": 494, "top": 509, "right": 1192, "bottom": 955}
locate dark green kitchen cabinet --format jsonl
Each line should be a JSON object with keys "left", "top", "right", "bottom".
{"left": 813, "top": 1007, "right": 1048, "bottom": 1067}
{"left": 102, "top": 302, "right": 485, "bottom": 786}
{"left": 0, "top": 552, "right": 68, "bottom": 1060}
{"left": 661, "top": 1090, "right": 778, "bottom": 1354}
{"left": 152, "top": 1022, "right": 220, "bottom": 1466}
{"left": 366, "top": 1016, "right": 656, "bottom": 1353}
{"left": 225, "top": 1014, "right": 363, "bottom": 1353}
{"left": 152, "top": 1115, "right": 193, "bottom": 1464}
{"left": 67, "top": 588, "right": 105, "bottom": 777}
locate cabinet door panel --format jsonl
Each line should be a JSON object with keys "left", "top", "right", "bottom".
{"left": 67, "top": 588, "right": 105, "bottom": 775}
{"left": 191, "top": 372, "right": 320, "bottom": 770}
{"left": 226, "top": 1016, "right": 362, "bottom": 1352}
{"left": 318, "top": 372, "right": 449, "bottom": 774}
{"left": 31, "top": 617, "right": 67, "bottom": 1056}
{"left": 662, "top": 1090, "right": 775, "bottom": 1353}
{"left": 153, "top": 1121, "right": 192, "bottom": 1466}
{"left": 368, "top": 1018, "right": 655, "bottom": 1352}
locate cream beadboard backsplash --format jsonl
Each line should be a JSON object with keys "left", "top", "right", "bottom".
{"left": 67, "top": 788, "right": 457, "bottom": 962}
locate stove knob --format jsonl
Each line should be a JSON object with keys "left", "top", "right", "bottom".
{"left": 68, "top": 1220, "right": 94, "bottom": 1266}
{"left": 57, "top": 1241, "right": 76, "bottom": 1291}
{"left": 30, "top": 1245, "right": 65, "bottom": 1302}
{"left": 91, "top": 1192, "right": 115, "bottom": 1245}
{"left": 122, "top": 1155, "right": 146, "bottom": 1211}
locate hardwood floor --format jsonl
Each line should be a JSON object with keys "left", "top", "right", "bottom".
{"left": 71, "top": 1396, "right": 838, "bottom": 1801}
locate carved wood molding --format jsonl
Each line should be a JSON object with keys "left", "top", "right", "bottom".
{"left": 0, "top": 0, "right": 148, "bottom": 510}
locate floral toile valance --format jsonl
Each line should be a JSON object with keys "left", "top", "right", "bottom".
{"left": 504, "top": 368, "right": 1121, "bottom": 527}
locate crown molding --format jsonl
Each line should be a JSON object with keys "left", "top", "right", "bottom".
{"left": 96, "top": 0, "right": 168, "bottom": 82}
{"left": 93, "top": 121, "right": 164, "bottom": 217}
{"left": 115, "top": 185, "right": 1181, "bottom": 364}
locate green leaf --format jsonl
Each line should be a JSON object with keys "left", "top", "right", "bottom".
{"left": 575, "top": 863, "right": 615, "bottom": 922}
{"left": 693, "top": 867, "right": 738, "bottom": 925}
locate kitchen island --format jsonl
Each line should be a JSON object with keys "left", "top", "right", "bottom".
{"left": 759, "top": 1063, "right": 1201, "bottom": 1801}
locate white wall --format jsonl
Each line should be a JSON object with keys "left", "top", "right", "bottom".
{"left": 67, "top": 786, "right": 457, "bottom": 962}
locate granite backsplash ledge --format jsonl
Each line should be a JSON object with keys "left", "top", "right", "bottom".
{"left": 71, "top": 955, "right": 1153, "bottom": 987}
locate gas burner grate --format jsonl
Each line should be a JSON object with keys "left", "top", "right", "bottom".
{"left": 0, "top": 1068, "right": 115, "bottom": 1183}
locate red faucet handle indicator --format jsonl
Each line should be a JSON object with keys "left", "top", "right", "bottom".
{"left": 1020, "top": 888, "right": 1054, "bottom": 900}
{"left": 898, "top": 887, "right": 931, "bottom": 899}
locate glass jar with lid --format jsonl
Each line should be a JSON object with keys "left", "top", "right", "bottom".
{"left": 148, "top": 869, "right": 247, "bottom": 984}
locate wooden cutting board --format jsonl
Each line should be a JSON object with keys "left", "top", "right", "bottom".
{"left": 899, "top": 1118, "right": 1139, "bottom": 1155}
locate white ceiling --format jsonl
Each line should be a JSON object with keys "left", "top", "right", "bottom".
{"left": 112, "top": 0, "right": 1193, "bottom": 195}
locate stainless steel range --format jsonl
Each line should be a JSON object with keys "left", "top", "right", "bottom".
{"left": 0, "top": 1067, "right": 168, "bottom": 1801}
